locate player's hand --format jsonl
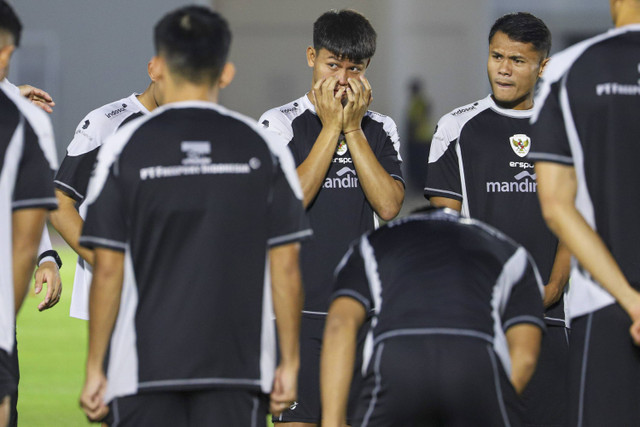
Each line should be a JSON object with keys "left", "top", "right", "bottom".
{"left": 33, "top": 261, "right": 62, "bottom": 311}
{"left": 18, "top": 85, "right": 55, "bottom": 113}
{"left": 311, "top": 76, "right": 345, "bottom": 133}
{"left": 269, "top": 362, "right": 298, "bottom": 416}
{"left": 542, "top": 281, "right": 563, "bottom": 308}
{"left": 626, "top": 293, "right": 640, "bottom": 346}
{"left": 343, "top": 76, "right": 371, "bottom": 132}
{"left": 80, "top": 370, "right": 109, "bottom": 422}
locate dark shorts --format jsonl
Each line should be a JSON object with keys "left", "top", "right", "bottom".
{"left": 273, "top": 312, "right": 366, "bottom": 424}
{"left": 106, "top": 389, "right": 268, "bottom": 427}
{"left": 520, "top": 324, "right": 569, "bottom": 427}
{"left": 351, "top": 335, "right": 523, "bottom": 427}
{"left": 0, "top": 349, "right": 17, "bottom": 401}
{"left": 569, "top": 304, "right": 640, "bottom": 426}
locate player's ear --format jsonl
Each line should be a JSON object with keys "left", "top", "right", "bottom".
{"left": 306, "top": 46, "right": 316, "bottom": 68}
{"left": 538, "top": 57, "right": 550, "bottom": 78}
{"left": 0, "top": 44, "right": 15, "bottom": 73}
{"left": 219, "top": 62, "right": 235, "bottom": 89}
{"left": 148, "top": 55, "right": 165, "bottom": 82}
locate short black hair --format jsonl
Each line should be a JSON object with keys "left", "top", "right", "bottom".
{"left": 489, "top": 12, "right": 551, "bottom": 58}
{"left": 313, "top": 9, "right": 376, "bottom": 63}
{"left": 154, "top": 6, "right": 231, "bottom": 84}
{"left": 0, "top": 0, "right": 22, "bottom": 47}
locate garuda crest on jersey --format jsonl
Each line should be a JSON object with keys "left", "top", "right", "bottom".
{"left": 509, "top": 134, "right": 531, "bottom": 157}
{"left": 336, "top": 135, "right": 348, "bottom": 156}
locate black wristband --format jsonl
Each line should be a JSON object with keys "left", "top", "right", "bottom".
{"left": 37, "top": 250, "right": 62, "bottom": 269}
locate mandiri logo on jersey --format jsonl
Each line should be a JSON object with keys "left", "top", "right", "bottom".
{"left": 509, "top": 134, "right": 531, "bottom": 157}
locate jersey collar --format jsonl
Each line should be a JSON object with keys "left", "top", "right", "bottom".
{"left": 486, "top": 94, "right": 533, "bottom": 119}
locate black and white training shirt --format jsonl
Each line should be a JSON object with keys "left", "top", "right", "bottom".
{"left": 331, "top": 208, "right": 545, "bottom": 377}
{"left": 0, "top": 82, "right": 58, "bottom": 353}
{"left": 259, "top": 94, "right": 404, "bottom": 313}
{"left": 529, "top": 24, "right": 640, "bottom": 319}
{"left": 425, "top": 95, "right": 565, "bottom": 326}
{"left": 79, "top": 100, "right": 311, "bottom": 403}
{"left": 54, "top": 93, "right": 149, "bottom": 320}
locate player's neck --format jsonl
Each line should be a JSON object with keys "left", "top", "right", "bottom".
{"left": 137, "top": 84, "right": 158, "bottom": 112}
{"left": 614, "top": 9, "right": 640, "bottom": 27}
{"left": 162, "top": 81, "right": 220, "bottom": 105}
{"left": 491, "top": 94, "right": 534, "bottom": 111}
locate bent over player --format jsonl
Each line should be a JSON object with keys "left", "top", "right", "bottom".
{"left": 321, "top": 207, "right": 545, "bottom": 426}
{"left": 260, "top": 10, "right": 404, "bottom": 425}
{"left": 78, "top": 7, "right": 310, "bottom": 426}
{"left": 424, "top": 13, "right": 570, "bottom": 426}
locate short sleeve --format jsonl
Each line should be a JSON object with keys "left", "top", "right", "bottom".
{"left": 79, "top": 162, "right": 128, "bottom": 251}
{"left": 502, "top": 249, "right": 546, "bottom": 332}
{"left": 374, "top": 117, "right": 404, "bottom": 186}
{"left": 529, "top": 80, "right": 574, "bottom": 165}
{"left": 12, "top": 119, "right": 57, "bottom": 211}
{"left": 331, "top": 241, "right": 374, "bottom": 312}
{"left": 424, "top": 118, "right": 462, "bottom": 201}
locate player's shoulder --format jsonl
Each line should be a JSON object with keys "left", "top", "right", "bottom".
{"left": 365, "top": 109, "right": 399, "bottom": 133}
{"left": 434, "top": 97, "right": 491, "bottom": 138}
{"left": 260, "top": 95, "right": 310, "bottom": 127}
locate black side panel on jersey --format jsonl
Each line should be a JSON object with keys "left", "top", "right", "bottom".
{"left": 13, "top": 119, "right": 57, "bottom": 210}
{"left": 0, "top": 91, "right": 20, "bottom": 176}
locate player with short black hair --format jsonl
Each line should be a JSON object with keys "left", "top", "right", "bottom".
{"left": 260, "top": 9, "right": 404, "bottom": 426}
{"left": 0, "top": 2, "right": 58, "bottom": 426}
{"left": 312, "top": 9, "right": 376, "bottom": 63}
{"left": 79, "top": 6, "right": 309, "bottom": 426}
{"left": 531, "top": 0, "right": 640, "bottom": 424}
{"left": 321, "top": 208, "right": 545, "bottom": 426}
{"left": 488, "top": 12, "right": 551, "bottom": 59}
{"left": 425, "top": 12, "right": 570, "bottom": 427}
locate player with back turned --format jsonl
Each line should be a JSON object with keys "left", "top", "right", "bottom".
{"left": 259, "top": 9, "right": 404, "bottom": 426}
{"left": 0, "top": 2, "right": 58, "bottom": 426}
{"left": 530, "top": 0, "right": 640, "bottom": 424}
{"left": 78, "top": 6, "right": 310, "bottom": 426}
{"left": 424, "top": 12, "right": 570, "bottom": 426}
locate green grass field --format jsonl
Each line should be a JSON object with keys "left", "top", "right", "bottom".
{"left": 16, "top": 247, "right": 89, "bottom": 426}
{"left": 15, "top": 246, "right": 276, "bottom": 426}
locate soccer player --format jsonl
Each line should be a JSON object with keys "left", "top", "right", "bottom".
{"left": 50, "top": 72, "right": 157, "bottom": 320}
{"left": 0, "top": 2, "right": 58, "bottom": 426}
{"left": 424, "top": 12, "right": 570, "bottom": 426}
{"left": 259, "top": 9, "right": 404, "bottom": 425}
{"left": 78, "top": 6, "right": 310, "bottom": 426}
{"left": 321, "top": 207, "right": 545, "bottom": 426}
{"left": 529, "top": 0, "right": 640, "bottom": 425}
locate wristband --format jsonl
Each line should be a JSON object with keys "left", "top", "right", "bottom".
{"left": 343, "top": 128, "right": 361, "bottom": 135}
{"left": 37, "top": 250, "right": 62, "bottom": 269}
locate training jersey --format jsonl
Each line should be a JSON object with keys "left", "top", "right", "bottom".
{"left": 332, "top": 208, "right": 545, "bottom": 376}
{"left": 0, "top": 83, "right": 58, "bottom": 353}
{"left": 425, "top": 95, "right": 565, "bottom": 326}
{"left": 259, "top": 94, "right": 403, "bottom": 313}
{"left": 529, "top": 24, "right": 640, "bottom": 320}
{"left": 79, "top": 101, "right": 311, "bottom": 403}
{"left": 54, "top": 94, "right": 149, "bottom": 320}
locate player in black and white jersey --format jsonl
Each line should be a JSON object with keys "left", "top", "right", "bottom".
{"left": 0, "top": 3, "right": 58, "bottom": 426}
{"left": 50, "top": 72, "right": 157, "bottom": 320}
{"left": 320, "top": 207, "right": 545, "bottom": 426}
{"left": 530, "top": 1, "right": 640, "bottom": 424}
{"left": 78, "top": 7, "right": 310, "bottom": 426}
{"left": 259, "top": 10, "right": 404, "bottom": 425}
{"left": 424, "top": 13, "right": 570, "bottom": 427}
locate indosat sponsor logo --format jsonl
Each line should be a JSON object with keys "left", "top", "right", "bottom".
{"left": 323, "top": 167, "right": 359, "bottom": 189}
{"left": 486, "top": 171, "right": 537, "bottom": 193}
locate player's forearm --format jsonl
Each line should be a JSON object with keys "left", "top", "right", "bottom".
{"left": 346, "top": 131, "right": 404, "bottom": 220}
{"left": 297, "top": 127, "right": 342, "bottom": 207}
{"left": 505, "top": 324, "right": 542, "bottom": 394}
{"left": 320, "top": 309, "right": 359, "bottom": 426}
{"left": 543, "top": 241, "right": 571, "bottom": 307}
{"left": 87, "top": 249, "right": 124, "bottom": 372}
{"left": 50, "top": 190, "right": 95, "bottom": 265}
{"left": 270, "top": 243, "right": 303, "bottom": 368}
{"left": 12, "top": 209, "right": 47, "bottom": 313}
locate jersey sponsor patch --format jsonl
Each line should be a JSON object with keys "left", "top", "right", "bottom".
{"left": 486, "top": 170, "right": 537, "bottom": 193}
{"left": 105, "top": 103, "right": 128, "bottom": 119}
{"left": 510, "top": 134, "right": 531, "bottom": 157}
{"left": 323, "top": 166, "right": 359, "bottom": 189}
{"left": 181, "top": 141, "right": 212, "bottom": 165}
